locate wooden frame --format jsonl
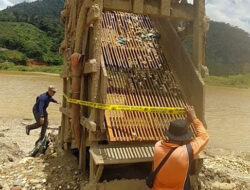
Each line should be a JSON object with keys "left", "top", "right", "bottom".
{"left": 59, "top": 0, "right": 207, "bottom": 186}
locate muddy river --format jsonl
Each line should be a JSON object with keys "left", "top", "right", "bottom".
{"left": 0, "top": 71, "right": 249, "bottom": 152}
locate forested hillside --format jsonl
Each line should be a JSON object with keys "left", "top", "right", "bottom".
{"left": 0, "top": 0, "right": 250, "bottom": 76}
{"left": 0, "top": 0, "right": 64, "bottom": 65}
{"left": 206, "top": 21, "right": 250, "bottom": 75}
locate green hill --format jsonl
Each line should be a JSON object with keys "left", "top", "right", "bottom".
{"left": 0, "top": 22, "right": 62, "bottom": 65}
{"left": 206, "top": 21, "right": 250, "bottom": 76}
{"left": 0, "top": 0, "right": 64, "bottom": 65}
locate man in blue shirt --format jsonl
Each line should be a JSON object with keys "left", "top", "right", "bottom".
{"left": 26, "top": 85, "right": 60, "bottom": 142}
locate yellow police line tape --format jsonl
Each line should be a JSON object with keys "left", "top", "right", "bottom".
{"left": 63, "top": 94, "right": 185, "bottom": 114}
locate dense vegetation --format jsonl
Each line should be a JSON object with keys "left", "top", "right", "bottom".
{"left": 0, "top": 0, "right": 250, "bottom": 78}
{"left": 0, "top": 0, "right": 64, "bottom": 65}
{"left": 184, "top": 21, "right": 250, "bottom": 76}
{"left": 0, "top": 22, "right": 62, "bottom": 65}
{"left": 206, "top": 21, "right": 250, "bottom": 76}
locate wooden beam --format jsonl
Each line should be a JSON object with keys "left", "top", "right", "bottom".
{"left": 79, "top": 127, "right": 87, "bottom": 172}
{"left": 87, "top": 4, "right": 101, "bottom": 26}
{"left": 89, "top": 154, "right": 96, "bottom": 181}
{"left": 103, "top": 0, "right": 132, "bottom": 12}
{"left": 98, "top": 55, "right": 108, "bottom": 133}
{"left": 193, "top": 0, "right": 206, "bottom": 73}
{"left": 83, "top": 59, "right": 98, "bottom": 74}
{"left": 133, "top": 0, "right": 144, "bottom": 14}
{"left": 60, "top": 107, "right": 72, "bottom": 118}
{"left": 161, "top": 0, "right": 170, "bottom": 16}
{"left": 80, "top": 117, "right": 97, "bottom": 132}
{"left": 103, "top": 0, "right": 195, "bottom": 20}
{"left": 150, "top": 17, "right": 205, "bottom": 125}
{"left": 94, "top": 165, "right": 104, "bottom": 183}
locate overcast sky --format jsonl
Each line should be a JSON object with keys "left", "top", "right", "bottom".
{"left": 0, "top": 0, "right": 250, "bottom": 33}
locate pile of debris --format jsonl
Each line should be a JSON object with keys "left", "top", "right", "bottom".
{"left": 198, "top": 149, "right": 250, "bottom": 190}
{"left": 0, "top": 137, "right": 86, "bottom": 190}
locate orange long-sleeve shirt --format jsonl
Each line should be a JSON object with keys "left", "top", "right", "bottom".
{"left": 153, "top": 119, "right": 209, "bottom": 190}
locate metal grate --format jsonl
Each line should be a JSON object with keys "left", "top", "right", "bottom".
{"left": 102, "top": 11, "right": 189, "bottom": 142}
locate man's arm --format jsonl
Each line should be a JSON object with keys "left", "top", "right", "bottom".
{"left": 50, "top": 98, "right": 58, "bottom": 104}
{"left": 186, "top": 106, "right": 209, "bottom": 157}
{"left": 190, "top": 119, "right": 209, "bottom": 157}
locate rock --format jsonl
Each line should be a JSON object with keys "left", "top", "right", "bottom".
{"left": 35, "top": 184, "right": 42, "bottom": 189}
{"left": 0, "top": 133, "right": 4, "bottom": 137}
{"left": 211, "top": 182, "right": 236, "bottom": 190}
{"left": 0, "top": 184, "right": 3, "bottom": 189}
{"left": 19, "top": 157, "right": 34, "bottom": 165}
{"left": 0, "top": 183, "right": 10, "bottom": 190}
{"left": 13, "top": 180, "right": 25, "bottom": 187}
{"left": 29, "top": 179, "right": 41, "bottom": 184}
{"left": 7, "top": 155, "right": 14, "bottom": 162}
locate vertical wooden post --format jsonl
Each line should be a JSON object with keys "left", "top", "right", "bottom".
{"left": 161, "top": 0, "right": 171, "bottom": 16}
{"left": 192, "top": 0, "right": 205, "bottom": 73}
{"left": 87, "top": 0, "right": 103, "bottom": 134}
{"left": 79, "top": 127, "right": 86, "bottom": 171}
{"left": 79, "top": 74, "right": 87, "bottom": 171}
{"left": 60, "top": 78, "right": 67, "bottom": 145}
{"left": 133, "top": 0, "right": 144, "bottom": 14}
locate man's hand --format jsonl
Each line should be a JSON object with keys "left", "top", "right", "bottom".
{"left": 185, "top": 106, "right": 197, "bottom": 123}
{"left": 40, "top": 117, "right": 45, "bottom": 125}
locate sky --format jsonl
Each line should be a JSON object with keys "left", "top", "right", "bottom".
{"left": 0, "top": 0, "right": 250, "bottom": 33}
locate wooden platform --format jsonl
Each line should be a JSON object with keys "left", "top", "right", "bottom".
{"left": 90, "top": 144, "right": 154, "bottom": 165}
{"left": 89, "top": 144, "right": 154, "bottom": 183}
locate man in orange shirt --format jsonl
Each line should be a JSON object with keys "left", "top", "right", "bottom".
{"left": 153, "top": 106, "right": 209, "bottom": 190}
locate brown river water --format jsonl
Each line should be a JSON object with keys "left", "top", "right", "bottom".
{"left": 0, "top": 71, "right": 249, "bottom": 152}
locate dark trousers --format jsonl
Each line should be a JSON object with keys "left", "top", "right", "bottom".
{"left": 27, "top": 108, "right": 48, "bottom": 143}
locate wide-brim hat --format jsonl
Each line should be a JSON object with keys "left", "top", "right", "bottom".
{"left": 165, "top": 119, "right": 193, "bottom": 142}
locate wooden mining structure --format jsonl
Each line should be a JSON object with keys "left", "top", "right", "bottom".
{"left": 59, "top": 0, "right": 208, "bottom": 188}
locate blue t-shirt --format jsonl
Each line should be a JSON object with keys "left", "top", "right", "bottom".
{"left": 33, "top": 92, "right": 57, "bottom": 116}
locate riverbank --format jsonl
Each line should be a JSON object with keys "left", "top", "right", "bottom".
{"left": 0, "top": 62, "right": 62, "bottom": 74}
{"left": 204, "top": 74, "right": 250, "bottom": 88}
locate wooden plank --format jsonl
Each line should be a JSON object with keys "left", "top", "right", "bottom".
{"left": 79, "top": 127, "right": 87, "bottom": 172}
{"left": 95, "top": 165, "right": 104, "bottom": 183}
{"left": 99, "top": 55, "right": 108, "bottom": 132}
{"left": 71, "top": 139, "right": 78, "bottom": 149}
{"left": 83, "top": 59, "right": 98, "bottom": 74}
{"left": 103, "top": 0, "right": 195, "bottom": 20}
{"left": 133, "top": 0, "right": 144, "bottom": 14}
{"left": 87, "top": 4, "right": 101, "bottom": 26}
{"left": 103, "top": 0, "right": 132, "bottom": 12}
{"left": 60, "top": 107, "right": 72, "bottom": 118}
{"left": 104, "top": 112, "right": 115, "bottom": 141}
{"left": 80, "top": 117, "right": 97, "bottom": 131}
{"left": 161, "top": 0, "right": 170, "bottom": 16}
{"left": 89, "top": 154, "right": 96, "bottom": 181}
{"left": 193, "top": 0, "right": 206, "bottom": 73}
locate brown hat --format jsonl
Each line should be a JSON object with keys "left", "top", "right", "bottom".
{"left": 48, "top": 85, "right": 57, "bottom": 92}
